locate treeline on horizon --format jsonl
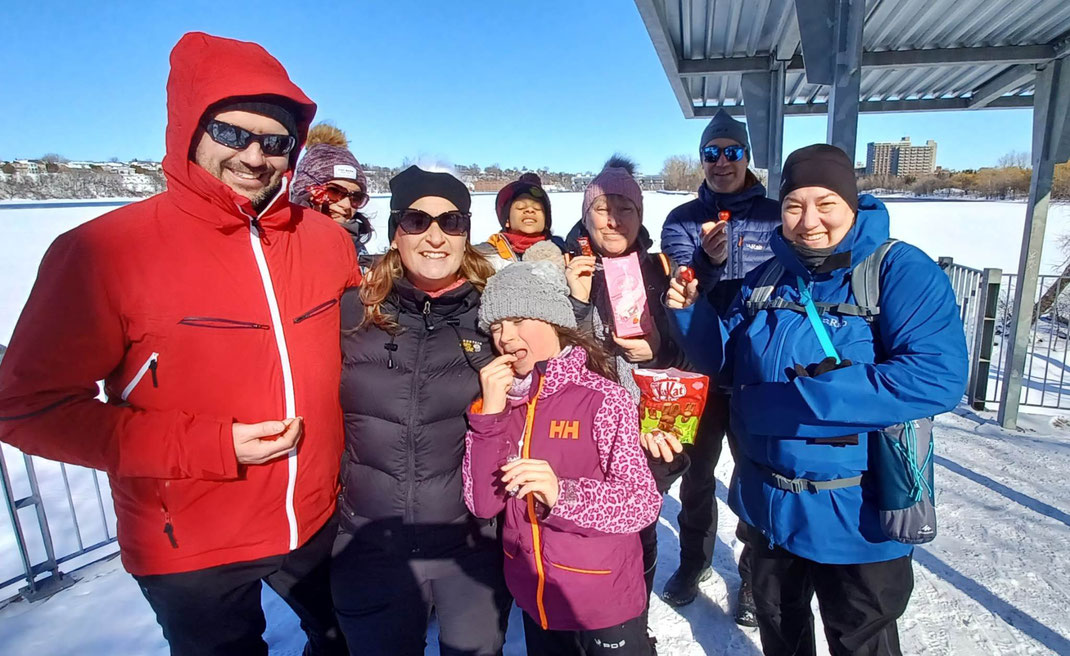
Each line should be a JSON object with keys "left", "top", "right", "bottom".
{"left": 3, "top": 151, "right": 1069, "bottom": 201}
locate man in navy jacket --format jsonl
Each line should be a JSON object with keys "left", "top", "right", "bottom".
{"left": 659, "top": 109, "right": 780, "bottom": 623}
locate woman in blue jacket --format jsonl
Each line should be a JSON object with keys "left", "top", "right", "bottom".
{"left": 667, "top": 144, "right": 968, "bottom": 656}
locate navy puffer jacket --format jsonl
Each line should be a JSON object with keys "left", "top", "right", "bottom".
{"left": 660, "top": 173, "right": 781, "bottom": 301}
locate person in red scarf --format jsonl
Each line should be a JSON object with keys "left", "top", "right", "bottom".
{"left": 476, "top": 172, "right": 565, "bottom": 271}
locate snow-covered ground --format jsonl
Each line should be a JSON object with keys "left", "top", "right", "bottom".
{"left": 2, "top": 196, "right": 1070, "bottom": 654}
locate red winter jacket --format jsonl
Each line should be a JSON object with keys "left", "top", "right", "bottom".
{"left": 0, "top": 32, "right": 361, "bottom": 576}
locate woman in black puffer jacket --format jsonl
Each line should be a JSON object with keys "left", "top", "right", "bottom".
{"left": 331, "top": 166, "right": 510, "bottom": 656}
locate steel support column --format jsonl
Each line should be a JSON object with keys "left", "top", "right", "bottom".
{"left": 741, "top": 63, "right": 787, "bottom": 197}
{"left": 826, "top": 0, "right": 864, "bottom": 159}
{"left": 999, "top": 57, "right": 1070, "bottom": 429}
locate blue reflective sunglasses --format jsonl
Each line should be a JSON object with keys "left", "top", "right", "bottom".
{"left": 701, "top": 144, "right": 748, "bottom": 163}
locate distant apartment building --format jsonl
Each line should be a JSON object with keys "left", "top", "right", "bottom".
{"left": 865, "top": 137, "right": 937, "bottom": 177}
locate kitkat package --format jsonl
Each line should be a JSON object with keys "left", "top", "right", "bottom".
{"left": 604, "top": 252, "right": 652, "bottom": 338}
{"left": 632, "top": 368, "right": 711, "bottom": 445}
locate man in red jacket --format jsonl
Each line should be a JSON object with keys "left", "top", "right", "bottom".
{"left": 0, "top": 32, "right": 359, "bottom": 656}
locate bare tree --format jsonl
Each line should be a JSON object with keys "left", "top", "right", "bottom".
{"left": 996, "top": 150, "right": 1030, "bottom": 169}
{"left": 1033, "top": 232, "right": 1070, "bottom": 323}
{"left": 661, "top": 155, "right": 703, "bottom": 191}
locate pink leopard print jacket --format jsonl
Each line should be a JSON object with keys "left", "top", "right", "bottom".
{"left": 463, "top": 346, "right": 660, "bottom": 631}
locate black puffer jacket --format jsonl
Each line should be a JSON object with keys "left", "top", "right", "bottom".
{"left": 338, "top": 279, "right": 497, "bottom": 556}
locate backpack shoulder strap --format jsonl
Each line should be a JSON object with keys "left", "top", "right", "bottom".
{"left": 746, "top": 259, "right": 786, "bottom": 317}
{"left": 849, "top": 238, "right": 899, "bottom": 321}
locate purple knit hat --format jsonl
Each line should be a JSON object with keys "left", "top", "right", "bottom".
{"left": 582, "top": 166, "right": 643, "bottom": 220}
{"left": 291, "top": 144, "right": 368, "bottom": 207}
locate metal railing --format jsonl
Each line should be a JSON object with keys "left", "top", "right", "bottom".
{"left": 0, "top": 345, "right": 118, "bottom": 603}
{"left": 986, "top": 273, "right": 1070, "bottom": 410}
{"left": 938, "top": 259, "right": 1002, "bottom": 410}
{"left": 0, "top": 453, "right": 117, "bottom": 601}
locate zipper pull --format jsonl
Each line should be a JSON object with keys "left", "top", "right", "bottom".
{"left": 250, "top": 216, "right": 270, "bottom": 244}
{"left": 163, "top": 513, "right": 178, "bottom": 549}
{"left": 423, "top": 299, "right": 434, "bottom": 331}
{"left": 149, "top": 357, "right": 159, "bottom": 388}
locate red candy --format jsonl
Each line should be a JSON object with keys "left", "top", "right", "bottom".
{"left": 577, "top": 236, "right": 593, "bottom": 257}
{"left": 679, "top": 267, "right": 696, "bottom": 283}
{"left": 718, "top": 210, "right": 732, "bottom": 222}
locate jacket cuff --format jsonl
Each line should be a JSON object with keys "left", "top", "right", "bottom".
{"left": 188, "top": 416, "right": 240, "bottom": 481}
{"left": 467, "top": 409, "right": 511, "bottom": 434}
{"left": 550, "top": 478, "right": 582, "bottom": 520}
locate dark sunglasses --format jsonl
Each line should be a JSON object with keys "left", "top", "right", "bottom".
{"left": 701, "top": 144, "right": 748, "bottom": 163}
{"left": 392, "top": 209, "right": 471, "bottom": 236}
{"left": 203, "top": 119, "right": 297, "bottom": 156}
{"left": 321, "top": 183, "right": 367, "bottom": 206}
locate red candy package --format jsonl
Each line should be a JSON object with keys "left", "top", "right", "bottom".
{"left": 632, "top": 368, "right": 710, "bottom": 445}
{"left": 718, "top": 210, "right": 732, "bottom": 222}
{"left": 577, "top": 236, "right": 593, "bottom": 257}
{"left": 679, "top": 266, "right": 695, "bottom": 283}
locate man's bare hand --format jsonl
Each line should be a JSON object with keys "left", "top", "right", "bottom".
{"left": 233, "top": 417, "right": 303, "bottom": 465}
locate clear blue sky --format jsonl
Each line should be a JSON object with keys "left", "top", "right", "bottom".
{"left": 0, "top": 0, "right": 1035, "bottom": 173}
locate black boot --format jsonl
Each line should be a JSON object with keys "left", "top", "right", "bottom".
{"left": 734, "top": 581, "right": 758, "bottom": 628}
{"left": 660, "top": 562, "right": 713, "bottom": 607}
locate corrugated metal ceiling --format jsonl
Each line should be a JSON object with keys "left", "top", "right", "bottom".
{"left": 642, "top": 0, "right": 1070, "bottom": 114}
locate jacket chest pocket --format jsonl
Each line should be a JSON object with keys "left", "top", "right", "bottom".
{"left": 292, "top": 298, "right": 338, "bottom": 325}
{"left": 531, "top": 421, "right": 600, "bottom": 481}
{"left": 112, "top": 313, "right": 171, "bottom": 406}
{"left": 120, "top": 351, "right": 160, "bottom": 402}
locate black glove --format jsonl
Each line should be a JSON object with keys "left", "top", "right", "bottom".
{"left": 786, "top": 356, "right": 854, "bottom": 381}
{"left": 646, "top": 451, "right": 691, "bottom": 495}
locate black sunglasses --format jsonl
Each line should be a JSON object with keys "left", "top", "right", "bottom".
{"left": 392, "top": 209, "right": 471, "bottom": 236}
{"left": 701, "top": 144, "right": 748, "bottom": 163}
{"left": 203, "top": 119, "right": 297, "bottom": 157}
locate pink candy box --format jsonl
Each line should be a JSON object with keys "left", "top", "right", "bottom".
{"left": 603, "top": 252, "right": 652, "bottom": 338}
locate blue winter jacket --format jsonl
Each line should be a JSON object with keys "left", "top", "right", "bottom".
{"left": 669, "top": 195, "right": 968, "bottom": 564}
{"left": 660, "top": 174, "right": 781, "bottom": 290}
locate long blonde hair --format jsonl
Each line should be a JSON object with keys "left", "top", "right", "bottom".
{"left": 357, "top": 244, "right": 495, "bottom": 333}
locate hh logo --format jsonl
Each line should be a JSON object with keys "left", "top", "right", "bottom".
{"left": 549, "top": 420, "right": 580, "bottom": 440}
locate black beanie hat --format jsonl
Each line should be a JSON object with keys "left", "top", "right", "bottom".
{"left": 494, "top": 172, "right": 552, "bottom": 230}
{"left": 209, "top": 95, "right": 299, "bottom": 137}
{"left": 388, "top": 166, "right": 472, "bottom": 241}
{"left": 779, "top": 144, "right": 859, "bottom": 212}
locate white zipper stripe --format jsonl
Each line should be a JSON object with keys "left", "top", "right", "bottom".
{"left": 240, "top": 180, "right": 300, "bottom": 551}
{"left": 121, "top": 352, "right": 159, "bottom": 401}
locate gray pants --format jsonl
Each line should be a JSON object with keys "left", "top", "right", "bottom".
{"left": 330, "top": 527, "right": 511, "bottom": 656}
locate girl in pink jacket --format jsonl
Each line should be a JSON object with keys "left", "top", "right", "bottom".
{"left": 463, "top": 260, "right": 661, "bottom": 656}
